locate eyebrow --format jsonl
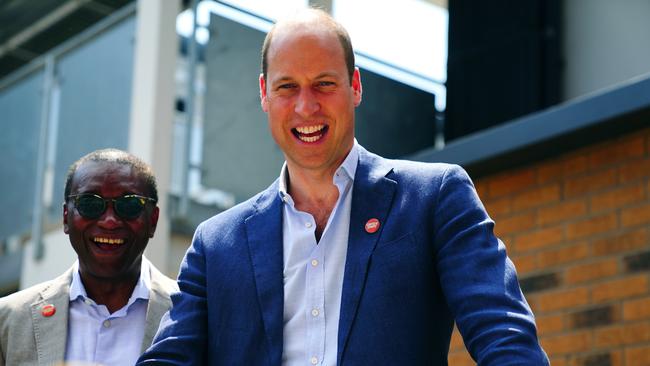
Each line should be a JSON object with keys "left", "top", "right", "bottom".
{"left": 271, "top": 71, "right": 341, "bottom": 86}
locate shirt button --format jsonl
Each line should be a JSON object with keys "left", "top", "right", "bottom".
{"left": 103, "top": 320, "right": 111, "bottom": 328}
{"left": 311, "top": 259, "right": 318, "bottom": 267}
{"left": 310, "top": 356, "right": 318, "bottom": 365}
{"left": 84, "top": 299, "right": 92, "bottom": 305}
{"left": 305, "top": 222, "right": 312, "bottom": 228}
{"left": 311, "top": 308, "right": 319, "bottom": 317}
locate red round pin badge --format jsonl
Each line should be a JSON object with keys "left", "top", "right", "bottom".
{"left": 365, "top": 218, "right": 380, "bottom": 234}
{"left": 41, "top": 304, "right": 56, "bottom": 317}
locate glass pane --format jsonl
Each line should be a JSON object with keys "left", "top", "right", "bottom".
{"left": 48, "top": 16, "right": 136, "bottom": 221}
{"left": 0, "top": 71, "right": 44, "bottom": 240}
{"left": 200, "top": 12, "right": 285, "bottom": 202}
{"left": 334, "top": 0, "right": 448, "bottom": 84}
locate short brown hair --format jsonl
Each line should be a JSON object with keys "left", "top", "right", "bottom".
{"left": 260, "top": 8, "right": 355, "bottom": 84}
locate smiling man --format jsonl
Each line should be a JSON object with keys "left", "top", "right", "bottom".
{"left": 0, "top": 149, "right": 177, "bottom": 366}
{"left": 139, "top": 8, "right": 548, "bottom": 366}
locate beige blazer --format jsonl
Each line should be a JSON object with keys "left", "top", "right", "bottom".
{"left": 0, "top": 262, "right": 178, "bottom": 366}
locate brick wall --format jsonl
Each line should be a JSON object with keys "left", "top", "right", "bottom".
{"left": 448, "top": 127, "right": 650, "bottom": 365}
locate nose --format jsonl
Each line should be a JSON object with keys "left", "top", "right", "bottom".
{"left": 97, "top": 203, "right": 121, "bottom": 229}
{"left": 294, "top": 88, "right": 320, "bottom": 117}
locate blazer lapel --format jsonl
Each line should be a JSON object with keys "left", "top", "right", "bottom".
{"left": 245, "top": 181, "right": 285, "bottom": 365}
{"left": 141, "top": 265, "right": 174, "bottom": 353}
{"left": 338, "top": 148, "right": 397, "bottom": 364}
{"left": 31, "top": 269, "right": 72, "bottom": 366}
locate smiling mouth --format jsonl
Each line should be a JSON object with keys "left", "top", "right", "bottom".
{"left": 292, "top": 124, "right": 328, "bottom": 143}
{"left": 92, "top": 237, "right": 125, "bottom": 245}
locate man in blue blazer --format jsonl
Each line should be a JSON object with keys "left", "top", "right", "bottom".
{"left": 139, "top": 8, "right": 548, "bottom": 365}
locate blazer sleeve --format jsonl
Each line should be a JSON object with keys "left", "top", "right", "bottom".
{"left": 137, "top": 223, "right": 209, "bottom": 365}
{"left": 433, "top": 165, "right": 549, "bottom": 365}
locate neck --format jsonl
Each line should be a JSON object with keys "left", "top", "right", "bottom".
{"left": 80, "top": 270, "right": 140, "bottom": 314}
{"left": 286, "top": 163, "right": 338, "bottom": 205}
{"left": 286, "top": 164, "right": 340, "bottom": 240}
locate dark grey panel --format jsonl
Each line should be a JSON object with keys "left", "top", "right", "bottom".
{"left": 355, "top": 68, "right": 436, "bottom": 158}
{"left": 0, "top": 71, "right": 43, "bottom": 240}
{"left": 48, "top": 16, "right": 135, "bottom": 220}
{"left": 445, "top": 0, "right": 561, "bottom": 141}
{"left": 410, "top": 75, "right": 650, "bottom": 178}
{"left": 201, "top": 14, "right": 285, "bottom": 202}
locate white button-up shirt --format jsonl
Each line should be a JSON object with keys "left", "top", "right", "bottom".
{"left": 65, "top": 258, "right": 151, "bottom": 366}
{"left": 280, "top": 142, "right": 359, "bottom": 366}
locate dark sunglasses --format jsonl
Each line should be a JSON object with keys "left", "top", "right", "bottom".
{"left": 67, "top": 193, "right": 157, "bottom": 220}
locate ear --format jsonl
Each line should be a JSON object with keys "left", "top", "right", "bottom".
{"left": 260, "top": 73, "right": 269, "bottom": 112}
{"left": 352, "top": 67, "right": 362, "bottom": 107}
{"left": 63, "top": 203, "right": 70, "bottom": 234}
{"left": 148, "top": 206, "right": 160, "bottom": 238}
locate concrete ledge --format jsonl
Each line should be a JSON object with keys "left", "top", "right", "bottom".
{"left": 410, "top": 74, "right": 650, "bottom": 178}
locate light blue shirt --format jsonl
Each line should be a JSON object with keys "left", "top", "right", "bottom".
{"left": 65, "top": 257, "right": 151, "bottom": 366}
{"left": 280, "top": 141, "right": 359, "bottom": 366}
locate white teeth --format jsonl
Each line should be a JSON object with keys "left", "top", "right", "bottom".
{"left": 295, "top": 124, "right": 325, "bottom": 142}
{"left": 93, "top": 237, "right": 124, "bottom": 245}
{"left": 295, "top": 124, "right": 324, "bottom": 134}
{"left": 299, "top": 135, "right": 320, "bottom": 143}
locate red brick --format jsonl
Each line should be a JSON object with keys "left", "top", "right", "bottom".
{"left": 494, "top": 212, "right": 536, "bottom": 237}
{"left": 487, "top": 168, "right": 536, "bottom": 198}
{"left": 512, "top": 184, "right": 561, "bottom": 212}
{"left": 526, "top": 295, "right": 540, "bottom": 314}
{"left": 538, "top": 242, "right": 590, "bottom": 267}
{"left": 564, "top": 168, "right": 618, "bottom": 197}
{"left": 594, "top": 321, "right": 650, "bottom": 347}
{"left": 619, "top": 157, "right": 650, "bottom": 183}
{"left": 473, "top": 180, "right": 488, "bottom": 201}
{"left": 500, "top": 235, "right": 515, "bottom": 252}
{"left": 623, "top": 296, "right": 650, "bottom": 321}
{"left": 592, "top": 229, "right": 648, "bottom": 256}
{"left": 568, "top": 304, "right": 620, "bottom": 330}
{"left": 590, "top": 183, "right": 646, "bottom": 213}
{"left": 621, "top": 202, "right": 650, "bottom": 228}
{"left": 563, "top": 154, "right": 589, "bottom": 177}
{"left": 626, "top": 345, "right": 650, "bottom": 366}
{"left": 549, "top": 357, "right": 567, "bottom": 366}
{"left": 514, "top": 225, "right": 564, "bottom": 253}
{"left": 565, "top": 258, "right": 619, "bottom": 285}
{"left": 611, "top": 351, "right": 624, "bottom": 366}
{"left": 538, "top": 287, "right": 590, "bottom": 312}
{"left": 567, "top": 213, "right": 618, "bottom": 240}
{"left": 567, "top": 351, "right": 623, "bottom": 366}
{"left": 541, "top": 331, "right": 591, "bottom": 355}
{"left": 447, "top": 351, "right": 475, "bottom": 366}
{"left": 537, "top": 159, "right": 564, "bottom": 184}
{"left": 592, "top": 274, "right": 649, "bottom": 303}
{"left": 511, "top": 253, "right": 538, "bottom": 275}
{"left": 482, "top": 197, "right": 512, "bottom": 219}
{"left": 449, "top": 327, "right": 465, "bottom": 352}
{"left": 536, "top": 313, "right": 564, "bottom": 335}
{"left": 588, "top": 134, "right": 645, "bottom": 169}
{"left": 538, "top": 200, "right": 588, "bottom": 226}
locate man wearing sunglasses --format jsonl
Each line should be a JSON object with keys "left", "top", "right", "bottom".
{"left": 0, "top": 149, "right": 178, "bottom": 366}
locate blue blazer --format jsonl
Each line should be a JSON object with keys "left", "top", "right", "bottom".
{"left": 139, "top": 146, "right": 548, "bottom": 365}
